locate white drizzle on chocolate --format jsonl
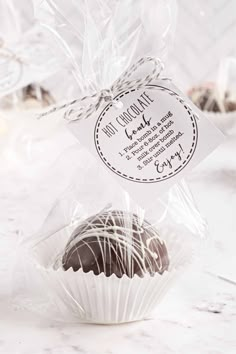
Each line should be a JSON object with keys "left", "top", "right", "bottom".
{"left": 59, "top": 210, "right": 169, "bottom": 278}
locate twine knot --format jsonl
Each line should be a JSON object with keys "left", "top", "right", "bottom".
{"left": 38, "top": 56, "right": 165, "bottom": 121}
{"left": 100, "top": 89, "right": 114, "bottom": 102}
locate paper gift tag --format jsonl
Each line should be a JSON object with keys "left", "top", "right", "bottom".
{"left": 69, "top": 80, "right": 224, "bottom": 206}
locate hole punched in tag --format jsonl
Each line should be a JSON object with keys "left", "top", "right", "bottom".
{"left": 112, "top": 99, "right": 124, "bottom": 110}
{"left": 100, "top": 89, "right": 124, "bottom": 110}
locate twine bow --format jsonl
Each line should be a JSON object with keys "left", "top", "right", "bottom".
{"left": 38, "top": 56, "right": 164, "bottom": 121}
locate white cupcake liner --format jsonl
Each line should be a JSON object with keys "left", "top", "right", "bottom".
{"left": 29, "top": 226, "right": 195, "bottom": 324}
{"left": 205, "top": 111, "right": 236, "bottom": 136}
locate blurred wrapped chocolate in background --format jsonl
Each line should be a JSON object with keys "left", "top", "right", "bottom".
{"left": 188, "top": 57, "right": 236, "bottom": 135}
{"left": 0, "top": 84, "right": 55, "bottom": 110}
{"left": 188, "top": 83, "right": 236, "bottom": 113}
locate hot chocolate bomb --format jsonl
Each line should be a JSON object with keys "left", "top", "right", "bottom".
{"left": 62, "top": 210, "right": 169, "bottom": 278}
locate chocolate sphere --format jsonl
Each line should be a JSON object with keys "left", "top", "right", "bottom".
{"left": 62, "top": 210, "right": 169, "bottom": 278}
{"left": 188, "top": 84, "right": 236, "bottom": 113}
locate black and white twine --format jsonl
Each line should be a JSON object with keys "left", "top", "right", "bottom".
{"left": 37, "top": 56, "right": 165, "bottom": 122}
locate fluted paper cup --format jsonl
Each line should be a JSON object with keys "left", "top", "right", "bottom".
{"left": 28, "top": 226, "right": 194, "bottom": 324}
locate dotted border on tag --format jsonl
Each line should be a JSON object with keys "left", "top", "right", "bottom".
{"left": 94, "top": 85, "right": 198, "bottom": 183}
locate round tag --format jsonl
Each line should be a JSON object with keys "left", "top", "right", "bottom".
{"left": 94, "top": 85, "right": 198, "bottom": 183}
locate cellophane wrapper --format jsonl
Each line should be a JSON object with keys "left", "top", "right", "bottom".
{"left": 0, "top": 0, "right": 72, "bottom": 99}
{"left": 0, "top": 0, "right": 82, "bottom": 239}
{"left": 197, "top": 58, "right": 236, "bottom": 136}
{"left": 14, "top": 0, "right": 208, "bottom": 324}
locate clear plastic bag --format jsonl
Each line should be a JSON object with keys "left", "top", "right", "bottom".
{"left": 15, "top": 0, "right": 209, "bottom": 324}
{"left": 33, "top": 0, "right": 178, "bottom": 95}
{"left": 0, "top": 1, "right": 81, "bottom": 239}
{"left": 188, "top": 57, "right": 236, "bottom": 136}
{"left": 17, "top": 148, "right": 207, "bottom": 324}
{"left": 0, "top": 0, "right": 69, "bottom": 99}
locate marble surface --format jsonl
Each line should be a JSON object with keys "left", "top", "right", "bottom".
{"left": 0, "top": 110, "right": 236, "bottom": 353}
{"left": 0, "top": 272, "right": 235, "bottom": 354}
